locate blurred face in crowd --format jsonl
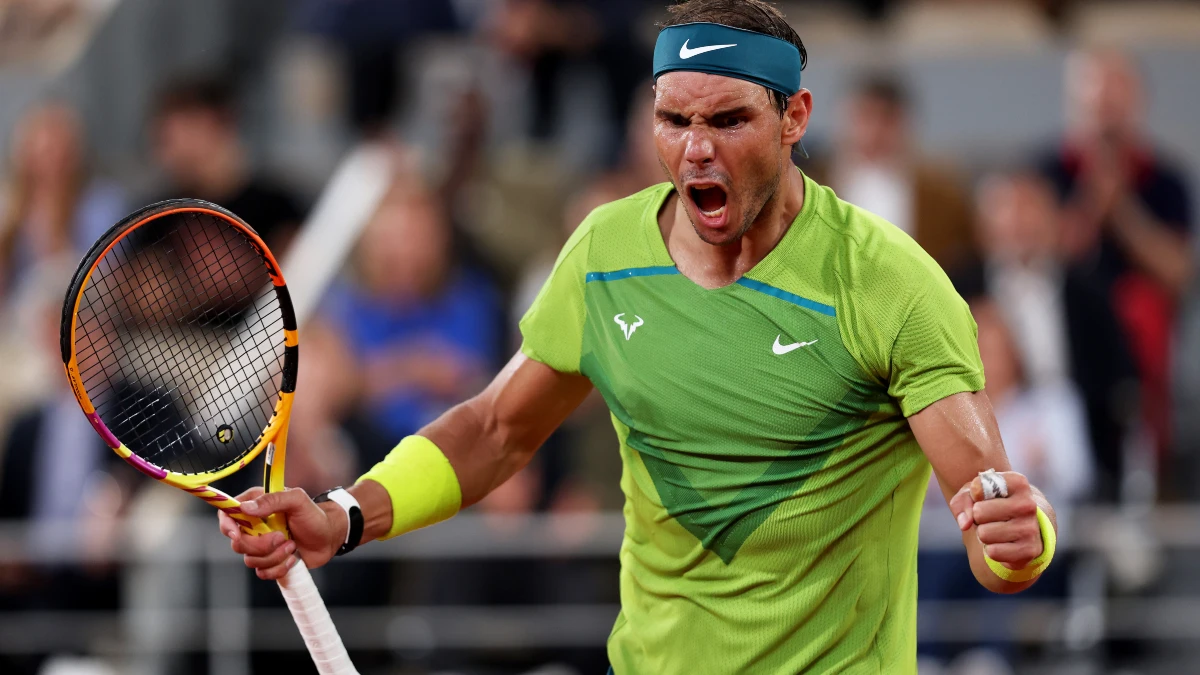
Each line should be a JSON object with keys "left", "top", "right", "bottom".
{"left": 13, "top": 103, "right": 83, "bottom": 187}
{"left": 653, "top": 72, "right": 808, "bottom": 245}
{"left": 1066, "top": 49, "right": 1143, "bottom": 146}
{"left": 976, "top": 173, "right": 1061, "bottom": 265}
{"left": 357, "top": 190, "right": 450, "bottom": 300}
{"left": 973, "top": 300, "right": 1023, "bottom": 398}
{"left": 843, "top": 92, "right": 907, "bottom": 163}
{"left": 152, "top": 106, "right": 236, "bottom": 189}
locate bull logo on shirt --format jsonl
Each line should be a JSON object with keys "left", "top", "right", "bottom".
{"left": 613, "top": 313, "right": 644, "bottom": 340}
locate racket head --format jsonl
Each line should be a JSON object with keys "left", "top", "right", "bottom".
{"left": 60, "top": 199, "right": 298, "bottom": 499}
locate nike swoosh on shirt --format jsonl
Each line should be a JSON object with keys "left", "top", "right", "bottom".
{"left": 772, "top": 335, "right": 818, "bottom": 355}
{"left": 679, "top": 39, "right": 737, "bottom": 59}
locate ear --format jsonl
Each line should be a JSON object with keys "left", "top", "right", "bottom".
{"left": 781, "top": 89, "right": 813, "bottom": 148}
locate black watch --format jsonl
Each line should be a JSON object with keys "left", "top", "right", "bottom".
{"left": 313, "top": 487, "right": 364, "bottom": 556}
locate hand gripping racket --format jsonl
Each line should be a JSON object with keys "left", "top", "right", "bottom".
{"left": 60, "top": 199, "right": 358, "bottom": 674}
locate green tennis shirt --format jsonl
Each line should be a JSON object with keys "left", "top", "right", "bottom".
{"left": 519, "top": 173, "right": 985, "bottom": 674}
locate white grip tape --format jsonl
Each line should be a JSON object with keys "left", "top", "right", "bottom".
{"left": 277, "top": 560, "right": 359, "bottom": 675}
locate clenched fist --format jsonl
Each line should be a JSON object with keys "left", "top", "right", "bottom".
{"left": 949, "top": 470, "right": 1044, "bottom": 571}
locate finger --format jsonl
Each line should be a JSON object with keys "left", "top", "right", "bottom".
{"left": 1001, "top": 472, "right": 1029, "bottom": 495}
{"left": 968, "top": 475, "right": 985, "bottom": 502}
{"left": 240, "top": 486, "right": 309, "bottom": 519}
{"left": 981, "top": 540, "right": 1042, "bottom": 568}
{"left": 243, "top": 540, "right": 297, "bottom": 570}
{"left": 217, "top": 511, "right": 239, "bottom": 539}
{"left": 972, "top": 495, "right": 1037, "bottom": 525}
{"left": 971, "top": 471, "right": 1029, "bottom": 502}
{"left": 230, "top": 530, "right": 287, "bottom": 556}
{"left": 255, "top": 554, "right": 299, "bottom": 581}
{"left": 976, "top": 519, "right": 1037, "bottom": 546}
{"left": 948, "top": 485, "right": 975, "bottom": 531}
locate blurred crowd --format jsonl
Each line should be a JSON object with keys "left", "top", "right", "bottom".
{"left": 0, "top": 1, "right": 1198, "bottom": 675}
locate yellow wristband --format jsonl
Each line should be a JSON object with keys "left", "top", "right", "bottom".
{"left": 984, "top": 506, "right": 1056, "bottom": 583}
{"left": 357, "top": 435, "right": 463, "bottom": 540}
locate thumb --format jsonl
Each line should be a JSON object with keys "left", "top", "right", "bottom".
{"left": 948, "top": 485, "right": 975, "bottom": 531}
{"left": 241, "top": 487, "right": 308, "bottom": 517}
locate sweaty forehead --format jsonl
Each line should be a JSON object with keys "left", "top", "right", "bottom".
{"left": 654, "top": 71, "right": 773, "bottom": 115}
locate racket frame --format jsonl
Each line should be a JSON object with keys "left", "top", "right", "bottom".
{"left": 60, "top": 199, "right": 298, "bottom": 536}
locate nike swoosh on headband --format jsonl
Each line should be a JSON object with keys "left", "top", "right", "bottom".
{"left": 679, "top": 39, "right": 737, "bottom": 59}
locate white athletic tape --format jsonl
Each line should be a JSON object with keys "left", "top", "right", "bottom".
{"left": 979, "top": 469, "right": 1008, "bottom": 500}
{"left": 277, "top": 559, "right": 359, "bottom": 674}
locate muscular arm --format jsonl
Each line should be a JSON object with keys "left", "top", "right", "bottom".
{"left": 220, "top": 352, "right": 592, "bottom": 577}
{"left": 909, "top": 390, "right": 1057, "bottom": 594}
{"left": 350, "top": 352, "right": 592, "bottom": 541}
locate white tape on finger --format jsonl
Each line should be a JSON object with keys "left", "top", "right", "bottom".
{"left": 277, "top": 559, "right": 359, "bottom": 675}
{"left": 979, "top": 468, "right": 1008, "bottom": 500}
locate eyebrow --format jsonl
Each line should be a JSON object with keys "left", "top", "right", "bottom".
{"left": 655, "top": 105, "right": 754, "bottom": 120}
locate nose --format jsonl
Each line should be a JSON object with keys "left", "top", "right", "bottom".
{"left": 683, "top": 128, "right": 715, "bottom": 166}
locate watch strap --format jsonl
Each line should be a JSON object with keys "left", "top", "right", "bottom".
{"left": 314, "top": 487, "right": 363, "bottom": 556}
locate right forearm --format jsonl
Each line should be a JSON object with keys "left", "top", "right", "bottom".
{"left": 421, "top": 396, "right": 535, "bottom": 508}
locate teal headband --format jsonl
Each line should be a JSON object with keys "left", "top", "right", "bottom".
{"left": 653, "top": 22, "right": 802, "bottom": 97}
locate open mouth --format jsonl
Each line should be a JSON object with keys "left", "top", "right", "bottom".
{"left": 688, "top": 184, "right": 728, "bottom": 219}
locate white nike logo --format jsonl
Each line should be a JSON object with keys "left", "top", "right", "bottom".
{"left": 772, "top": 335, "right": 817, "bottom": 355}
{"left": 614, "top": 313, "right": 644, "bottom": 340}
{"left": 679, "top": 39, "right": 737, "bottom": 59}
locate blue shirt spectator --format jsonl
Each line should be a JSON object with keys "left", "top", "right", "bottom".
{"left": 325, "top": 185, "right": 502, "bottom": 439}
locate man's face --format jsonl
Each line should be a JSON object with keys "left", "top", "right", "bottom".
{"left": 153, "top": 108, "right": 232, "bottom": 189}
{"left": 1067, "top": 50, "right": 1142, "bottom": 144}
{"left": 977, "top": 174, "right": 1059, "bottom": 263}
{"left": 844, "top": 95, "right": 905, "bottom": 162}
{"left": 653, "top": 72, "right": 787, "bottom": 246}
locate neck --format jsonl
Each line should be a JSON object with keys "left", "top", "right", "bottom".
{"left": 663, "top": 166, "right": 806, "bottom": 289}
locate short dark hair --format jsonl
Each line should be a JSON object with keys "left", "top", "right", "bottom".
{"left": 153, "top": 74, "right": 237, "bottom": 125}
{"left": 852, "top": 73, "right": 910, "bottom": 113}
{"left": 661, "top": 0, "right": 808, "bottom": 116}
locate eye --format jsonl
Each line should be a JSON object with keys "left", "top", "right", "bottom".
{"left": 670, "top": 114, "right": 689, "bottom": 127}
{"left": 720, "top": 116, "right": 746, "bottom": 129}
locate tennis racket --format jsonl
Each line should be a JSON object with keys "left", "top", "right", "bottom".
{"left": 60, "top": 198, "right": 358, "bottom": 675}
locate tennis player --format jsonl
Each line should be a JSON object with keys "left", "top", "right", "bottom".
{"left": 221, "top": 1, "right": 1058, "bottom": 672}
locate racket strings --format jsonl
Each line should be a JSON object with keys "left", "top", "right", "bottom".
{"left": 74, "top": 211, "right": 286, "bottom": 475}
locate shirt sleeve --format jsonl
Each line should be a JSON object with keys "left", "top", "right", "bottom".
{"left": 518, "top": 219, "right": 593, "bottom": 374}
{"left": 887, "top": 275, "right": 986, "bottom": 416}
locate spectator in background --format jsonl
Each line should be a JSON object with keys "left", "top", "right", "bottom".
{"left": 0, "top": 101, "right": 124, "bottom": 298}
{"left": 950, "top": 168, "right": 1138, "bottom": 501}
{"left": 0, "top": 261, "right": 134, "bottom": 638}
{"left": 489, "top": 0, "right": 653, "bottom": 159}
{"left": 811, "top": 74, "right": 974, "bottom": 269}
{"left": 1040, "top": 48, "right": 1193, "bottom": 469}
{"left": 285, "top": 320, "right": 393, "bottom": 492}
{"left": 150, "top": 75, "right": 306, "bottom": 253}
{"left": 326, "top": 179, "right": 502, "bottom": 440}
{"left": 295, "top": 0, "right": 460, "bottom": 136}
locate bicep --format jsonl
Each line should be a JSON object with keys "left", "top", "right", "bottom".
{"left": 476, "top": 351, "right": 593, "bottom": 451}
{"left": 908, "top": 390, "right": 1010, "bottom": 505}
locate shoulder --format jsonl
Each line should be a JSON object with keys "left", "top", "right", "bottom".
{"left": 565, "top": 182, "right": 672, "bottom": 269}
{"left": 580, "top": 183, "right": 670, "bottom": 235}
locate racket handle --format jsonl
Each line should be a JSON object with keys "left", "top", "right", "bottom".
{"left": 277, "top": 560, "right": 359, "bottom": 675}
